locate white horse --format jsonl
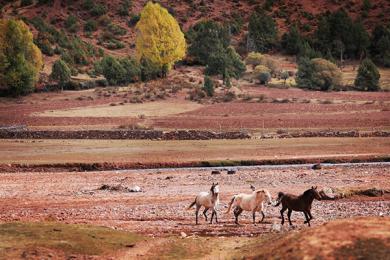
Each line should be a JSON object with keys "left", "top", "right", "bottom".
{"left": 226, "top": 188, "right": 274, "bottom": 224}
{"left": 187, "top": 182, "right": 220, "bottom": 225}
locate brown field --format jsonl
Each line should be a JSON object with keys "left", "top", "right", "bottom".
{"left": 0, "top": 137, "right": 389, "bottom": 165}
{"left": 1, "top": 84, "right": 389, "bottom": 131}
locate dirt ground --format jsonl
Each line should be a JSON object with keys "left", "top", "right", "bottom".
{"left": 0, "top": 164, "right": 389, "bottom": 238}
{"left": 0, "top": 137, "right": 389, "bottom": 165}
{"left": 1, "top": 85, "right": 389, "bottom": 131}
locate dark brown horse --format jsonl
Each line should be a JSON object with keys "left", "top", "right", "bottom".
{"left": 275, "top": 186, "right": 322, "bottom": 226}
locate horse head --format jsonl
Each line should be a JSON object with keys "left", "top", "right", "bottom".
{"left": 211, "top": 182, "right": 219, "bottom": 194}
{"left": 311, "top": 186, "right": 322, "bottom": 200}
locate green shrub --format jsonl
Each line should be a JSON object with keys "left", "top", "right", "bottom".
{"left": 84, "top": 20, "right": 98, "bottom": 32}
{"left": 354, "top": 59, "right": 380, "bottom": 91}
{"left": 64, "top": 15, "right": 78, "bottom": 33}
{"left": 254, "top": 65, "right": 271, "bottom": 84}
{"left": 140, "top": 57, "right": 160, "bottom": 81}
{"left": 370, "top": 25, "right": 390, "bottom": 67}
{"left": 95, "top": 56, "right": 140, "bottom": 85}
{"left": 281, "top": 25, "right": 303, "bottom": 55}
{"left": 81, "top": 0, "right": 94, "bottom": 10}
{"left": 90, "top": 4, "right": 107, "bottom": 16}
{"left": 51, "top": 59, "right": 71, "bottom": 90}
{"left": 118, "top": 0, "right": 132, "bottom": 16}
{"left": 296, "top": 58, "right": 342, "bottom": 91}
{"left": 203, "top": 75, "right": 214, "bottom": 97}
{"left": 127, "top": 14, "right": 140, "bottom": 27}
{"left": 107, "top": 23, "right": 127, "bottom": 36}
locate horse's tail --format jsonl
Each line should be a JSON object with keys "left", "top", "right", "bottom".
{"left": 274, "top": 192, "right": 284, "bottom": 207}
{"left": 187, "top": 198, "right": 197, "bottom": 210}
{"left": 225, "top": 195, "right": 236, "bottom": 214}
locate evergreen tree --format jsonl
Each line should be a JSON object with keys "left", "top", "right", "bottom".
{"left": 354, "top": 58, "right": 380, "bottom": 91}
{"left": 370, "top": 25, "right": 390, "bottom": 67}
{"left": 51, "top": 59, "right": 71, "bottom": 90}
{"left": 203, "top": 75, "right": 214, "bottom": 97}
{"left": 281, "top": 25, "right": 303, "bottom": 55}
{"left": 248, "top": 11, "right": 278, "bottom": 52}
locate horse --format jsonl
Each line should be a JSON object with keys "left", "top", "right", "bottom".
{"left": 275, "top": 186, "right": 322, "bottom": 227}
{"left": 226, "top": 188, "right": 274, "bottom": 224}
{"left": 187, "top": 182, "right": 220, "bottom": 225}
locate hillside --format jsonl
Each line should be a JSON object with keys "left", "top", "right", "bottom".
{"left": 1, "top": 0, "right": 389, "bottom": 68}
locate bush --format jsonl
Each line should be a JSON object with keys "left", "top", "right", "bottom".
{"left": 248, "top": 11, "right": 278, "bottom": 52}
{"left": 281, "top": 25, "right": 303, "bottom": 55}
{"left": 84, "top": 19, "right": 97, "bottom": 32}
{"left": 127, "top": 14, "right": 140, "bottom": 27}
{"left": 370, "top": 25, "right": 390, "bottom": 67}
{"left": 245, "top": 52, "right": 263, "bottom": 67}
{"left": 90, "top": 4, "right": 107, "bottom": 16}
{"left": 51, "top": 59, "right": 71, "bottom": 90}
{"left": 0, "top": 19, "right": 43, "bottom": 96}
{"left": 203, "top": 75, "right": 214, "bottom": 97}
{"left": 296, "top": 58, "right": 342, "bottom": 91}
{"left": 64, "top": 15, "right": 78, "bottom": 33}
{"left": 81, "top": 0, "right": 94, "bottom": 10}
{"left": 254, "top": 65, "right": 271, "bottom": 84}
{"left": 140, "top": 57, "right": 160, "bottom": 81}
{"left": 118, "top": 0, "right": 132, "bottom": 16}
{"left": 354, "top": 59, "right": 380, "bottom": 91}
{"left": 95, "top": 56, "right": 140, "bottom": 85}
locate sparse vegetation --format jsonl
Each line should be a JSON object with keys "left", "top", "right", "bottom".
{"left": 354, "top": 59, "right": 380, "bottom": 91}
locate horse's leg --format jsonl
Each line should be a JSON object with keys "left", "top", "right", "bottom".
{"left": 213, "top": 209, "right": 218, "bottom": 224}
{"left": 234, "top": 207, "right": 243, "bottom": 225}
{"left": 259, "top": 210, "right": 265, "bottom": 223}
{"left": 308, "top": 210, "right": 313, "bottom": 220}
{"left": 280, "top": 207, "right": 287, "bottom": 225}
{"left": 303, "top": 211, "right": 311, "bottom": 227}
{"left": 210, "top": 210, "right": 215, "bottom": 224}
{"left": 195, "top": 205, "right": 200, "bottom": 225}
{"left": 252, "top": 211, "right": 256, "bottom": 224}
{"left": 287, "top": 209, "right": 293, "bottom": 226}
{"left": 203, "top": 208, "right": 209, "bottom": 221}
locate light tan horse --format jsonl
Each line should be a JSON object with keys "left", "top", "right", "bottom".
{"left": 188, "top": 183, "right": 220, "bottom": 225}
{"left": 226, "top": 189, "right": 274, "bottom": 224}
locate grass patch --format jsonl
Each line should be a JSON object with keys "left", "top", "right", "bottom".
{"left": 152, "top": 238, "right": 210, "bottom": 260}
{"left": 0, "top": 222, "right": 143, "bottom": 258}
{"left": 334, "top": 238, "right": 390, "bottom": 259}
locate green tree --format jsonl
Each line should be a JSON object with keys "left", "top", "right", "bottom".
{"left": 136, "top": 2, "right": 186, "bottom": 76}
{"left": 281, "top": 25, "right": 303, "bottom": 55}
{"left": 370, "top": 25, "right": 390, "bottom": 67}
{"left": 187, "top": 20, "right": 230, "bottom": 65}
{"left": 0, "top": 19, "right": 43, "bottom": 96}
{"left": 296, "top": 58, "right": 342, "bottom": 91}
{"left": 248, "top": 11, "right": 278, "bottom": 52}
{"left": 51, "top": 59, "right": 71, "bottom": 90}
{"left": 354, "top": 58, "right": 380, "bottom": 91}
{"left": 203, "top": 75, "right": 214, "bottom": 97}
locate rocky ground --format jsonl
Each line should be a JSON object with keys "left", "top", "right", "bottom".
{"left": 0, "top": 164, "right": 389, "bottom": 237}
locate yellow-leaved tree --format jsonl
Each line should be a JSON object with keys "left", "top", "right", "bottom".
{"left": 135, "top": 2, "right": 186, "bottom": 77}
{"left": 0, "top": 19, "right": 43, "bottom": 96}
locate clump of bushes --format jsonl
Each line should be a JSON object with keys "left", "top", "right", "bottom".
{"left": 254, "top": 65, "right": 271, "bottom": 85}
{"left": 50, "top": 59, "right": 71, "bottom": 90}
{"left": 354, "top": 59, "right": 380, "bottom": 91}
{"left": 203, "top": 75, "right": 214, "bottom": 97}
{"left": 94, "top": 56, "right": 140, "bottom": 85}
{"left": 248, "top": 11, "right": 278, "bottom": 52}
{"left": 296, "top": 58, "right": 342, "bottom": 91}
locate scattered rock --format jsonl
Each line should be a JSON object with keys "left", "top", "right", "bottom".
{"left": 271, "top": 223, "right": 282, "bottom": 232}
{"left": 312, "top": 163, "right": 322, "bottom": 170}
{"left": 180, "top": 232, "right": 187, "bottom": 238}
{"left": 211, "top": 170, "right": 221, "bottom": 175}
{"left": 129, "top": 186, "right": 142, "bottom": 192}
{"left": 165, "top": 176, "right": 174, "bottom": 180}
{"left": 227, "top": 169, "right": 237, "bottom": 175}
{"left": 319, "top": 187, "right": 337, "bottom": 200}
{"left": 357, "top": 188, "right": 384, "bottom": 197}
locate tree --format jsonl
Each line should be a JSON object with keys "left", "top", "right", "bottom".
{"left": 0, "top": 19, "right": 43, "bottom": 96}
{"left": 354, "top": 58, "right": 380, "bottom": 91}
{"left": 187, "top": 20, "right": 230, "bottom": 65}
{"left": 281, "top": 25, "right": 303, "bottom": 55}
{"left": 95, "top": 56, "right": 140, "bottom": 85}
{"left": 281, "top": 71, "right": 289, "bottom": 86}
{"left": 205, "top": 46, "right": 245, "bottom": 81}
{"left": 135, "top": 2, "right": 186, "bottom": 76}
{"left": 248, "top": 11, "right": 278, "bottom": 52}
{"left": 370, "top": 25, "right": 390, "bottom": 67}
{"left": 203, "top": 75, "right": 214, "bottom": 97}
{"left": 296, "top": 58, "right": 342, "bottom": 91}
{"left": 51, "top": 59, "right": 71, "bottom": 90}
